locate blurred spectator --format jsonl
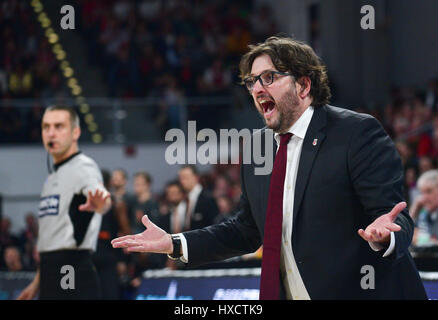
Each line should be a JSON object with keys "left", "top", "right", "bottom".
{"left": 0, "top": 217, "right": 20, "bottom": 254}
{"left": 128, "top": 171, "right": 165, "bottom": 275}
{"left": 18, "top": 212, "right": 38, "bottom": 271}
{"left": 158, "top": 180, "right": 187, "bottom": 270}
{"left": 425, "top": 78, "right": 438, "bottom": 111}
{"left": 212, "top": 174, "right": 232, "bottom": 199}
{"left": 214, "top": 195, "right": 234, "bottom": 224}
{"left": 160, "top": 180, "right": 187, "bottom": 234}
{"left": 404, "top": 166, "right": 420, "bottom": 205}
{"left": 395, "top": 141, "right": 417, "bottom": 169}
{"left": 110, "top": 168, "right": 133, "bottom": 235}
{"left": 93, "top": 169, "right": 122, "bottom": 299}
{"left": 131, "top": 171, "right": 159, "bottom": 234}
{"left": 178, "top": 165, "right": 218, "bottom": 231}
{"left": 410, "top": 170, "right": 438, "bottom": 247}
{"left": 1, "top": 246, "right": 27, "bottom": 272}
{"left": 418, "top": 156, "right": 435, "bottom": 175}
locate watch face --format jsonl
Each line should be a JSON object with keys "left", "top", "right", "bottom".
{"left": 171, "top": 235, "right": 182, "bottom": 258}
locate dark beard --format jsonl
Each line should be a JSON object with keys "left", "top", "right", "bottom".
{"left": 262, "top": 89, "right": 300, "bottom": 133}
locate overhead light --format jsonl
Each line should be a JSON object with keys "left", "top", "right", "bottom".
{"left": 56, "top": 50, "right": 66, "bottom": 60}
{"left": 71, "top": 85, "right": 82, "bottom": 95}
{"left": 79, "top": 103, "right": 90, "bottom": 114}
{"left": 60, "top": 60, "right": 69, "bottom": 70}
{"left": 41, "top": 18, "right": 51, "bottom": 28}
{"left": 48, "top": 33, "right": 59, "bottom": 44}
{"left": 63, "top": 67, "right": 74, "bottom": 78}
{"left": 67, "top": 78, "right": 78, "bottom": 88}
{"left": 45, "top": 27, "right": 54, "bottom": 38}
{"left": 92, "top": 134, "right": 103, "bottom": 144}
{"left": 88, "top": 123, "right": 98, "bottom": 133}
{"left": 85, "top": 113, "right": 94, "bottom": 124}
{"left": 38, "top": 12, "right": 48, "bottom": 23}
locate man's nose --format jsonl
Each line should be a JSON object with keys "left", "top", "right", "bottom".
{"left": 252, "top": 78, "right": 267, "bottom": 96}
{"left": 47, "top": 127, "right": 57, "bottom": 137}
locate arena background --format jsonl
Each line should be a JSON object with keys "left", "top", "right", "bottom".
{"left": 1, "top": 0, "right": 438, "bottom": 300}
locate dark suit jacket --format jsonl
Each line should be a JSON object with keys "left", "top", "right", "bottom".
{"left": 159, "top": 189, "right": 219, "bottom": 234}
{"left": 183, "top": 105, "right": 427, "bottom": 299}
{"left": 188, "top": 189, "right": 219, "bottom": 231}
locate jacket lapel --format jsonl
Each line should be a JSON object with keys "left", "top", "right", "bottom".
{"left": 292, "top": 106, "right": 327, "bottom": 233}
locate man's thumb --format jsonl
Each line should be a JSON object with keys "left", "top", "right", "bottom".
{"left": 142, "top": 214, "right": 150, "bottom": 229}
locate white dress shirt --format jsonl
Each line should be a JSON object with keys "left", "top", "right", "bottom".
{"left": 177, "top": 105, "right": 395, "bottom": 299}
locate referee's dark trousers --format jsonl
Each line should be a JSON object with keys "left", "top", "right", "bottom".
{"left": 39, "top": 250, "right": 101, "bottom": 300}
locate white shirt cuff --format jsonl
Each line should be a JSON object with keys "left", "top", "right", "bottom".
{"left": 368, "top": 232, "right": 395, "bottom": 257}
{"left": 175, "top": 233, "right": 188, "bottom": 263}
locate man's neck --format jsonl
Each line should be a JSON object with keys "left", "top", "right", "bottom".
{"left": 52, "top": 145, "right": 79, "bottom": 164}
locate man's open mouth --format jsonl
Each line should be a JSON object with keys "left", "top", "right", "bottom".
{"left": 259, "top": 99, "right": 276, "bottom": 117}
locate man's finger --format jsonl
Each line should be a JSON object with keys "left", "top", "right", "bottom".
{"left": 386, "top": 223, "right": 401, "bottom": 232}
{"left": 141, "top": 214, "right": 151, "bottom": 229}
{"left": 111, "top": 234, "right": 135, "bottom": 245}
{"left": 358, "top": 229, "right": 372, "bottom": 241}
{"left": 113, "top": 239, "right": 139, "bottom": 248}
{"left": 388, "top": 201, "right": 407, "bottom": 220}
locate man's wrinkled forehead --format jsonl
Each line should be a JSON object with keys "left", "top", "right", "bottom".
{"left": 42, "top": 110, "right": 71, "bottom": 125}
{"left": 250, "top": 54, "right": 277, "bottom": 76}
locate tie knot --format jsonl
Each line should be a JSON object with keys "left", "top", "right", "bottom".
{"left": 279, "top": 133, "right": 293, "bottom": 146}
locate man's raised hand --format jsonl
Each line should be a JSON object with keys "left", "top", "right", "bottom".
{"left": 79, "top": 189, "right": 111, "bottom": 213}
{"left": 111, "top": 215, "right": 173, "bottom": 254}
{"left": 358, "top": 201, "right": 405, "bottom": 245}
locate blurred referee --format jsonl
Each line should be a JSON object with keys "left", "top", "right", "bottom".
{"left": 18, "top": 106, "right": 111, "bottom": 300}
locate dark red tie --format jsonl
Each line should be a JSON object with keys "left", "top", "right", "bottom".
{"left": 260, "top": 132, "right": 292, "bottom": 300}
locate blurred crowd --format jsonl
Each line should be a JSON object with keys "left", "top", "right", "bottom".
{"left": 0, "top": 163, "right": 261, "bottom": 299}
{"left": 0, "top": 1, "right": 70, "bottom": 143}
{"left": 354, "top": 83, "right": 438, "bottom": 207}
{"left": 1, "top": 0, "right": 278, "bottom": 143}
{"left": 77, "top": 0, "right": 277, "bottom": 132}
{"left": 78, "top": 0, "right": 276, "bottom": 97}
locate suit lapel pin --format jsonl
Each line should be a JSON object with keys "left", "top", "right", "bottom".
{"left": 312, "top": 138, "right": 318, "bottom": 146}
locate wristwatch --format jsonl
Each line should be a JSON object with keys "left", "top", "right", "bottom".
{"left": 168, "top": 234, "right": 182, "bottom": 260}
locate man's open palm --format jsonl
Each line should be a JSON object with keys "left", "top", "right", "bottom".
{"left": 358, "top": 201, "right": 405, "bottom": 244}
{"left": 111, "top": 215, "right": 172, "bottom": 254}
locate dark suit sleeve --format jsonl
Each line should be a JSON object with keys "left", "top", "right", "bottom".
{"left": 183, "top": 166, "right": 262, "bottom": 268}
{"left": 347, "top": 115, "right": 414, "bottom": 260}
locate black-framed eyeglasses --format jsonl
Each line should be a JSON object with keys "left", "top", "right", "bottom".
{"left": 243, "top": 70, "right": 292, "bottom": 92}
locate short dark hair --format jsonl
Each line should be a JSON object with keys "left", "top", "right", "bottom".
{"left": 166, "top": 180, "right": 184, "bottom": 193}
{"left": 134, "top": 171, "right": 152, "bottom": 185}
{"left": 239, "top": 36, "right": 331, "bottom": 107}
{"left": 43, "top": 105, "right": 80, "bottom": 129}
{"left": 180, "top": 164, "right": 199, "bottom": 176}
{"left": 113, "top": 168, "right": 128, "bottom": 180}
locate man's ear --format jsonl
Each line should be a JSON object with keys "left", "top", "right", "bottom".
{"left": 297, "top": 77, "right": 312, "bottom": 99}
{"left": 72, "top": 126, "right": 81, "bottom": 142}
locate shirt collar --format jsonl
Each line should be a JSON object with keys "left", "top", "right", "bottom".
{"left": 189, "top": 183, "right": 203, "bottom": 199}
{"left": 274, "top": 106, "right": 314, "bottom": 144}
{"left": 53, "top": 151, "right": 81, "bottom": 171}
